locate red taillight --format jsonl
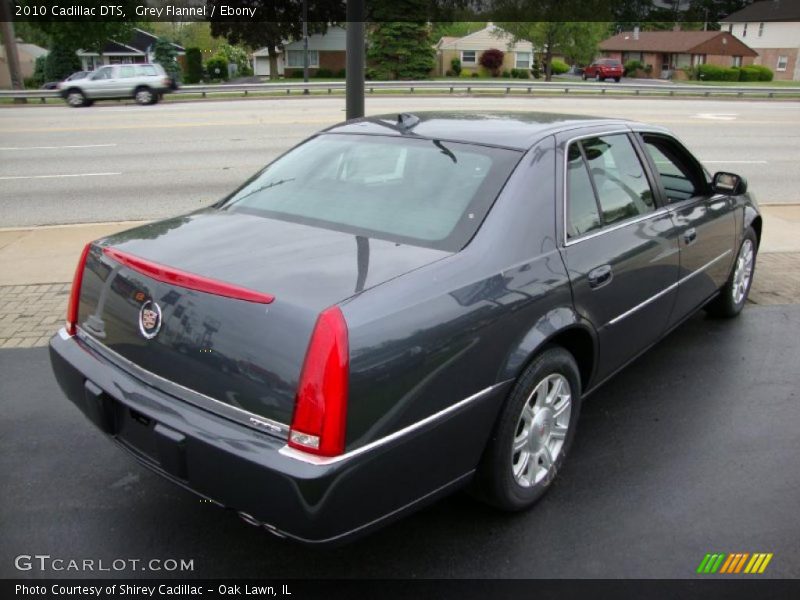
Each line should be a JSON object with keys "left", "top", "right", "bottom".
{"left": 66, "top": 243, "right": 91, "bottom": 336}
{"left": 288, "top": 306, "right": 349, "bottom": 456}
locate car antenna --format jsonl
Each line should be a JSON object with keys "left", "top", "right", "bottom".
{"left": 397, "top": 113, "right": 420, "bottom": 131}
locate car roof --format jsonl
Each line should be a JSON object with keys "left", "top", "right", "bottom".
{"left": 323, "top": 111, "right": 644, "bottom": 151}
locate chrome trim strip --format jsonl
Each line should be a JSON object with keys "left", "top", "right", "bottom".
{"left": 606, "top": 249, "right": 732, "bottom": 327}
{"left": 75, "top": 328, "right": 291, "bottom": 439}
{"left": 279, "top": 381, "right": 508, "bottom": 466}
{"left": 564, "top": 208, "right": 670, "bottom": 247}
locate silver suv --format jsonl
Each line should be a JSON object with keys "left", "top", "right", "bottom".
{"left": 58, "top": 63, "right": 172, "bottom": 107}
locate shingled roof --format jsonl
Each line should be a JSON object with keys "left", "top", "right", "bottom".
{"left": 721, "top": 0, "right": 800, "bottom": 22}
{"left": 599, "top": 31, "right": 758, "bottom": 57}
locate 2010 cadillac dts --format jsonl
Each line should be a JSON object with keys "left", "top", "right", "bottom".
{"left": 49, "top": 112, "right": 761, "bottom": 544}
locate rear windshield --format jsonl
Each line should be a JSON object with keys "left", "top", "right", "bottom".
{"left": 223, "top": 133, "right": 521, "bottom": 251}
{"left": 599, "top": 59, "right": 621, "bottom": 66}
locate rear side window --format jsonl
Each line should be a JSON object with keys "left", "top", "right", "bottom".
{"left": 224, "top": 134, "right": 521, "bottom": 251}
{"left": 566, "top": 144, "right": 601, "bottom": 237}
{"left": 136, "top": 65, "right": 158, "bottom": 76}
{"left": 566, "top": 134, "right": 656, "bottom": 239}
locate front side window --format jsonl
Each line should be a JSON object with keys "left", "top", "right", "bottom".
{"left": 641, "top": 135, "right": 707, "bottom": 203}
{"left": 91, "top": 67, "right": 113, "bottom": 80}
{"left": 224, "top": 134, "right": 521, "bottom": 251}
{"left": 287, "top": 50, "right": 320, "bottom": 68}
{"left": 579, "top": 135, "right": 655, "bottom": 226}
{"left": 515, "top": 52, "right": 532, "bottom": 69}
{"left": 119, "top": 66, "right": 136, "bottom": 78}
{"left": 461, "top": 50, "right": 476, "bottom": 65}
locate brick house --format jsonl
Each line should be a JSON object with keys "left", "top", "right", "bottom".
{"left": 722, "top": 0, "right": 800, "bottom": 81}
{"left": 598, "top": 30, "right": 758, "bottom": 79}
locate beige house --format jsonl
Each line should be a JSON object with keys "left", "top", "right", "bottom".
{"left": 722, "top": 0, "right": 800, "bottom": 81}
{"left": 435, "top": 24, "right": 534, "bottom": 76}
{"left": 0, "top": 41, "right": 48, "bottom": 89}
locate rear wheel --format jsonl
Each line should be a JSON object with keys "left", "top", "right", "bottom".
{"left": 65, "top": 89, "right": 86, "bottom": 108}
{"left": 614, "top": 77, "right": 621, "bottom": 82}
{"left": 706, "top": 227, "right": 758, "bottom": 318}
{"left": 134, "top": 86, "right": 155, "bottom": 105}
{"left": 474, "top": 347, "right": 582, "bottom": 511}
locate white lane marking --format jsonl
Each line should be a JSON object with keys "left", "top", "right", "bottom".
{"left": 702, "top": 160, "right": 768, "bottom": 164}
{"left": 0, "top": 172, "right": 121, "bottom": 181}
{"left": 0, "top": 143, "right": 117, "bottom": 151}
{"left": 693, "top": 113, "right": 738, "bottom": 120}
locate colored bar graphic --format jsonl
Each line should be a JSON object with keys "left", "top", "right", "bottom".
{"left": 700, "top": 552, "right": 773, "bottom": 575}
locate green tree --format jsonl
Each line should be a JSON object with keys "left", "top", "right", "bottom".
{"left": 184, "top": 48, "right": 203, "bottom": 84}
{"left": 368, "top": 22, "right": 435, "bottom": 80}
{"left": 215, "top": 43, "right": 253, "bottom": 77}
{"left": 44, "top": 42, "right": 81, "bottom": 82}
{"left": 153, "top": 38, "right": 180, "bottom": 82}
{"left": 33, "top": 3, "right": 136, "bottom": 53}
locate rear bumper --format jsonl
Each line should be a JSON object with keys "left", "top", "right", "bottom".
{"left": 49, "top": 330, "right": 507, "bottom": 544}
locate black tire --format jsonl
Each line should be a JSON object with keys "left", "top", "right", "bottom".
{"left": 134, "top": 86, "right": 156, "bottom": 106}
{"left": 64, "top": 89, "right": 86, "bottom": 108}
{"left": 582, "top": 72, "right": 587, "bottom": 81}
{"left": 706, "top": 227, "right": 758, "bottom": 318}
{"left": 473, "top": 346, "right": 582, "bottom": 511}
{"left": 614, "top": 77, "right": 621, "bottom": 82}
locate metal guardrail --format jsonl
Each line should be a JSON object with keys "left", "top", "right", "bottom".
{"left": 1, "top": 79, "right": 797, "bottom": 102}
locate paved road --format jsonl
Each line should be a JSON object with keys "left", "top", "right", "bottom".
{"left": 0, "top": 96, "right": 798, "bottom": 227}
{"left": 2, "top": 305, "right": 798, "bottom": 579}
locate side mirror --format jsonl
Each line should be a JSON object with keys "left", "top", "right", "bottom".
{"left": 712, "top": 171, "right": 747, "bottom": 195}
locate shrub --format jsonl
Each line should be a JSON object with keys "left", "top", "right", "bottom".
{"left": 624, "top": 60, "right": 643, "bottom": 76}
{"left": 747, "top": 64, "right": 773, "bottom": 81}
{"left": 315, "top": 68, "right": 333, "bottom": 78}
{"left": 550, "top": 59, "right": 570, "bottom": 75}
{"left": 44, "top": 43, "right": 81, "bottom": 82}
{"left": 184, "top": 48, "right": 202, "bottom": 83}
{"left": 695, "top": 64, "right": 740, "bottom": 81}
{"left": 286, "top": 69, "right": 305, "bottom": 78}
{"left": 32, "top": 55, "right": 46, "bottom": 86}
{"left": 335, "top": 68, "right": 346, "bottom": 78}
{"left": 517, "top": 68, "right": 530, "bottom": 79}
{"left": 501, "top": 69, "right": 511, "bottom": 78}
{"left": 531, "top": 59, "right": 541, "bottom": 79}
{"left": 205, "top": 57, "right": 229, "bottom": 81}
{"left": 479, "top": 48, "right": 504, "bottom": 76}
{"left": 450, "top": 57, "right": 461, "bottom": 76}
{"left": 738, "top": 65, "right": 760, "bottom": 81}
{"left": 471, "top": 72, "right": 480, "bottom": 78}
{"left": 154, "top": 38, "right": 180, "bottom": 82}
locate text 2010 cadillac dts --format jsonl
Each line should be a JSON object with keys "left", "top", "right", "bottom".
{"left": 50, "top": 112, "right": 760, "bottom": 543}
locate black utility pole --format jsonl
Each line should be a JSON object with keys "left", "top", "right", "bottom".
{"left": 302, "top": 0, "right": 309, "bottom": 94}
{"left": 345, "top": 0, "right": 365, "bottom": 120}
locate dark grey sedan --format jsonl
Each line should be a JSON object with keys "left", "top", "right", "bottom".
{"left": 49, "top": 112, "right": 760, "bottom": 543}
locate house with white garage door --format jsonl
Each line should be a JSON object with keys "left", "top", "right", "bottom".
{"left": 252, "top": 26, "right": 347, "bottom": 78}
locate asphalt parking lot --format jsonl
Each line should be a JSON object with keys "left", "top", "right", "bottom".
{"left": 2, "top": 305, "right": 798, "bottom": 579}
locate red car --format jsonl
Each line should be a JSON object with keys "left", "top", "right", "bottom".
{"left": 583, "top": 59, "right": 623, "bottom": 82}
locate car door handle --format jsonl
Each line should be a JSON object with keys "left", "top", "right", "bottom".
{"left": 684, "top": 228, "right": 697, "bottom": 244}
{"left": 587, "top": 265, "right": 613, "bottom": 289}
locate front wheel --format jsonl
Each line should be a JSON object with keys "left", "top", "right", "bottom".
{"left": 706, "top": 227, "right": 758, "bottom": 318}
{"left": 473, "top": 347, "right": 582, "bottom": 511}
{"left": 65, "top": 89, "right": 86, "bottom": 108}
{"left": 134, "top": 86, "right": 155, "bottom": 105}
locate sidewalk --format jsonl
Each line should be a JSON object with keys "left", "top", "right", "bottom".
{"left": 1, "top": 207, "right": 798, "bottom": 348}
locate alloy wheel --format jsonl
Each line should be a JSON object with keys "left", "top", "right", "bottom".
{"left": 732, "top": 239, "right": 754, "bottom": 305}
{"left": 511, "top": 373, "right": 572, "bottom": 488}
{"left": 135, "top": 89, "right": 153, "bottom": 105}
